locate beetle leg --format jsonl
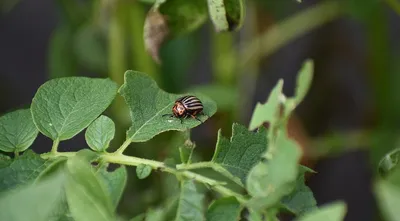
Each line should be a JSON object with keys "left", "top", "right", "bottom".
{"left": 191, "top": 114, "right": 203, "bottom": 123}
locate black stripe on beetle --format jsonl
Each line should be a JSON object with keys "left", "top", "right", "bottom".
{"left": 162, "top": 95, "right": 207, "bottom": 123}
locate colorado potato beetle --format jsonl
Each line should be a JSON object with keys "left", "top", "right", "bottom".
{"left": 162, "top": 95, "right": 207, "bottom": 123}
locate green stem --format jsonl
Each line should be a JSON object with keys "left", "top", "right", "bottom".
{"left": 41, "top": 151, "right": 76, "bottom": 159}
{"left": 14, "top": 151, "right": 19, "bottom": 158}
{"left": 102, "top": 154, "right": 247, "bottom": 203}
{"left": 114, "top": 138, "right": 132, "bottom": 155}
{"left": 51, "top": 138, "right": 60, "bottom": 154}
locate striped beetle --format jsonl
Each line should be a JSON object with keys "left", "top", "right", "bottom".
{"left": 163, "top": 95, "right": 207, "bottom": 123}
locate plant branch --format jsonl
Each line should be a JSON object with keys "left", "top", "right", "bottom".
{"left": 102, "top": 154, "right": 248, "bottom": 203}
{"left": 114, "top": 138, "right": 132, "bottom": 155}
{"left": 51, "top": 138, "right": 60, "bottom": 154}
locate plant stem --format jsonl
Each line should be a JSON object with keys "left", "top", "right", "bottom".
{"left": 41, "top": 151, "right": 76, "bottom": 159}
{"left": 51, "top": 138, "right": 60, "bottom": 154}
{"left": 14, "top": 151, "right": 19, "bottom": 158}
{"left": 102, "top": 154, "right": 248, "bottom": 203}
{"left": 114, "top": 138, "right": 132, "bottom": 155}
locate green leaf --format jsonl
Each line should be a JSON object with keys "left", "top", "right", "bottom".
{"left": 119, "top": 71, "right": 217, "bottom": 142}
{"left": 206, "top": 197, "right": 241, "bottom": 221}
{"left": 136, "top": 164, "right": 152, "bottom": 179}
{"left": 0, "top": 172, "right": 65, "bottom": 221}
{"left": 375, "top": 173, "right": 400, "bottom": 221}
{"left": 0, "top": 154, "right": 11, "bottom": 168}
{"left": 0, "top": 109, "right": 39, "bottom": 152}
{"left": 295, "top": 201, "right": 347, "bottom": 221}
{"left": 65, "top": 155, "right": 115, "bottom": 221}
{"left": 97, "top": 165, "right": 128, "bottom": 208}
{"left": 130, "top": 213, "right": 145, "bottom": 221}
{"left": 191, "top": 84, "right": 238, "bottom": 112}
{"left": 246, "top": 130, "right": 302, "bottom": 210}
{"left": 378, "top": 147, "right": 400, "bottom": 176}
{"left": 248, "top": 80, "right": 283, "bottom": 131}
{"left": 31, "top": 77, "right": 118, "bottom": 141}
{"left": 175, "top": 180, "right": 205, "bottom": 221}
{"left": 207, "top": 0, "right": 244, "bottom": 32}
{"left": 281, "top": 166, "right": 317, "bottom": 216}
{"left": 212, "top": 123, "right": 268, "bottom": 185}
{"left": 85, "top": 115, "right": 115, "bottom": 152}
{"left": 146, "top": 208, "right": 165, "bottom": 221}
{"left": 0, "top": 150, "right": 51, "bottom": 192}
{"left": 294, "top": 59, "right": 313, "bottom": 104}
{"left": 144, "top": 0, "right": 208, "bottom": 63}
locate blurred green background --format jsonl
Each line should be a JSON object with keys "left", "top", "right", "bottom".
{"left": 1, "top": 0, "right": 400, "bottom": 220}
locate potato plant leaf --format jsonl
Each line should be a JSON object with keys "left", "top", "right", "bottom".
{"left": 31, "top": 77, "right": 118, "bottom": 141}
{"left": 175, "top": 180, "right": 205, "bottom": 221}
{"left": 0, "top": 172, "right": 65, "bottom": 221}
{"left": 0, "top": 150, "right": 52, "bottom": 192}
{"left": 65, "top": 155, "right": 115, "bottom": 221}
{"left": 119, "top": 71, "right": 217, "bottom": 143}
{"left": 136, "top": 164, "right": 152, "bottom": 179}
{"left": 97, "top": 165, "right": 127, "bottom": 208}
{"left": 248, "top": 80, "right": 283, "bottom": 131}
{"left": 0, "top": 109, "right": 39, "bottom": 152}
{"left": 246, "top": 130, "right": 302, "bottom": 210}
{"left": 281, "top": 166, "right": 317, "bottom": 216}
{"left": 85, "top": 115, "right": 115, "bottom": 152}
{"left": 207, "top": 0, "right": 244, "bottom": 32}
{"left": 295, "top": 201, "right": 347, "bottom": 221}
{"left": 206, "top": 197, "right": 241, "bottom": 221}
{"left": 211, "top": 123, "right": 267, "bottom": 185}
{"left": 144, "top": 0, "right": 208, "bottom": 63}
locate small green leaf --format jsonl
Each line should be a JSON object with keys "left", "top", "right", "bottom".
{"left": 212, "top": 123, "right": 267, "bottom": 185}
{"left": 0, "top": 154, "right": 11, "bottom": 168}
{"left": 295, "top": 201, "right": 347, "bottom": 221}
{"left": 175, "top": 180, "right": 205, "bottom": 221}
{"left": 65, "top": 156, "right": 115, "bottom": 221}
{"left": 249, "top": 80, "right": 283, "bottom": 131}
{"left": 0, "top": 172, "right": 65, "bottom": 221}
{"left": 294, "top": 59, "right": 313, "bottom": 104}
{"left": 246, "top": 130, "right": 302, "bottom": 210}
{"left": 136, "top": 164, "right": 152, "bottom": 179}
{"left": 0, "top": 150, "right": 51, "bottom": 192}
{"left": 206, "top": 197, "right": 241, "bottom": 221}
{"left": 97, "top": 165, "right": 127, "bottom": 208}
{"left": 378, "top": 147, "right": 400, "bottom": 176}
{"left": 119, "top": 71, "right": 217, "bottom": 143}
{"left": 144, "top": 0, "right": 208, "bottom": 63}
{"left": 31, "top": 77, "right": 118, "bottom": 141}
{"left": 281, "top": 166, "right": 317, "bottom": 216}
{"left": 207, "top": 0, "right": 244, "bottom": 32}
{"left": 0, "top": 109, "right": 39, "bottom": 152}
{"left": 85, "top": 115, "right": 115, "bottom": 152}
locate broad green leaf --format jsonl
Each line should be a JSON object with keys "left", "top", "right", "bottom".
{"left": 0, "top": 172, "right": 65, "bottom": 221}
{"left": 295, "top": 201, "right": 347, "bottom": 221}
{"left": 119, "top": 71, "right": 217, "bottom": 142}
{"left": 212, "top": 123, "right": 267, "bottom": 184}
{"left": 191, "top": 84, "right": 238, "bottom": 111}
{"left": 0, "top": 150, "right": 51, "bottom": 192}
{"left": 144, "top": 0, "right": 208, "bottom": 62}
{"left": 0, "top": 109, "right": 39, "bottom": 152}
{"left": 206, "top": 197, "right": 241, "bottom": 221}
{"left": 246, "top": 130, "right": 302, "bottom": 210}
{"left": 31, "top": 77, "right": 118, "bottom": 141}
{"left": 136, "top": 164, "right": 152, "bottom": 179}
{"left": 281, "top": 166, "right": 317, "bottom": 216}
{"left": 175, "top": 180, "right": 205, "bottom": 221}
{"left": 85, "top": 115, "right": 115, "bottom": 152}
{"left": 97, "top": 165, "right": 128, "bottom": 208}
{"left": 207, "top": 0, "right": 244, "bottom": 32}
{"left": 249, "top": 80, "right": 283, "bottom": 131}
{"left": 65, "top": 156, "right": 115, "bottom": 221}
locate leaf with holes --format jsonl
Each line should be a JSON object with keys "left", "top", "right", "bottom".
{"left": 31, "top": 77, "right": 118, "bottom": 141}
{"left": 211, "top": 123, "right": 267, "bottom": 185}
{"left": 0, "top": 109, "right": 39, "bottom": 153}
{"left": 119, "top": 71, "right": 217, "bottom": 143}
